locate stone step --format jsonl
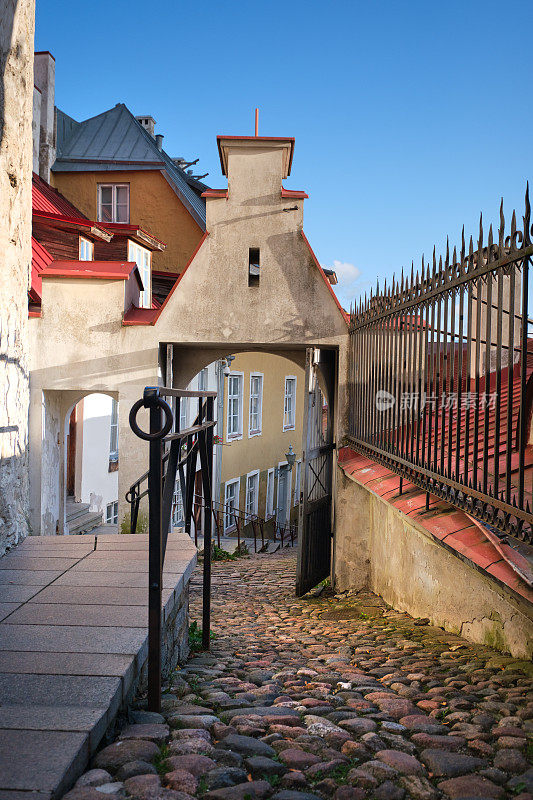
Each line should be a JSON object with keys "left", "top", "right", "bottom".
{"left": 68, "top": 511, "right": 103, "bottom": 536}
{"left": 65, "top": 502, "right": 90, "bottom": 523}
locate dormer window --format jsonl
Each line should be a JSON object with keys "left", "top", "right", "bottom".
{"left": 249, "top": 248, "right": 260, "bottom": 287}
{"left": 98, "top": 183, "right": 129, "bottom": 223}
{"left": 79, "top": 237, "right": 93, "bottom": 261}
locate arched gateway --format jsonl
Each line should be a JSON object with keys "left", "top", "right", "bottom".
{"left": 29, "top": 133, "right": 349, "bottom": 594}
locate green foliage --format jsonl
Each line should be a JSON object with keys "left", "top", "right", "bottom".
{"left": 154, "top": 744, "right": 170, "bottom": 776}
{"left": 309, "top": 758, "right": 360, "bottom": 786}
{"left": 120, "top": 509, "right": 148, "bottom": 535}
{"left": 188, "top": 621, "right": 215, "bottom": 652}
{"left": 264, "top": 775, "right": 282, "bottom": 789}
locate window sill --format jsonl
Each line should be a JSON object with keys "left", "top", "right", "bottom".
{"left": 226, "top": 434, "right": 243, "bottom": 443}
{"left": 283, "top": 425, "right": 296, "bottom": 432}
{"left": 248, "top": 429, "right": 262, "bottom": 438}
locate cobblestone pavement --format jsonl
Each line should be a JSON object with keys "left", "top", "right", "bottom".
{"left": 66, "top": 551, "right": 532, "bottom": 800}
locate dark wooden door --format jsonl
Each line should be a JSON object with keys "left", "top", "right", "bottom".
{"left": 296, "top": 348, "right": 336, "bottom": 596}
{"left": 66, "top": 407, "right": 77, "bottom": 497}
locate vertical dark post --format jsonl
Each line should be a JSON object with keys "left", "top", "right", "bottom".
{"left": 147, "top": 392, "right": 163, "bottom": 712}
{"left": 200, "top": 397, "right": 214, "bottom": 650}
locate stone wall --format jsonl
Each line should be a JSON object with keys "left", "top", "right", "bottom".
{"left": 334, "top": 469, "right": 533, "bottom": 659}
{"left": 0, "top": 0, "right": 35, "bottom": 554}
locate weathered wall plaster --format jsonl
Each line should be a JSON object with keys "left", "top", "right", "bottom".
{"left": 0, "top": 0, "right": 34, "bottom": 553}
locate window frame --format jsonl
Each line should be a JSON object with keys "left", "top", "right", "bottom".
{"left": 106, "top": 501, "right": 118, "bottom": 525}
{"left": 97, "top": 182, "right": 130, "bottom": 224}
{"left": 128, "top": 239, "right": 151, "bottom": 310}
{"left": 245, "top": 469, "right": 260, "bottom": 519}
{"left": 276, "top": 460, "right": 292, "bottom": 525}
{"left": 198, "top": 367, "right": 209, "bottom": 391}
{"left": 248, "top": 372, "right": 263, "bottom": 437}
{"left": 265, "top": 468, "right": 275, "bottom": 519}
{"left": 226, "top": 371, "right": 244, "bottom": 441}
{"left": 224, "top": 477, "right": 240, "bottom": 532}
{"left": 283, "top": 375, "right": 297, "bottom": 431}
{"left": 79, "top": 236, "right": 94, "bottom": 261}
{"left": 109, "top": 399, "right": 119, "bottom": 463}
{"left": 172, "top": 479, "right": 184, "bottom": 527}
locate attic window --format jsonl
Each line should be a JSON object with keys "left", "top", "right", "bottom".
{"left": 249, "top": 248, "right": 260, "bottom": 287}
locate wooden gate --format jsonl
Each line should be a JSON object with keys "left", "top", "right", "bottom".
{"left": 296, "top": 348, "right": 336, "bottom": 595}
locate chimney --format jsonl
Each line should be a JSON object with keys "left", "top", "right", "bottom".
{"left": 32, "top": 85, "right": 41, "bottom": 174}
{"left": 155, "top": 134, "right": 164, "bottom": 151}
{"left": 136, "top": 115, "right": 156, "bottom": 136}
{"left": 34, "top": 51, "right": 56, "bottom": 181}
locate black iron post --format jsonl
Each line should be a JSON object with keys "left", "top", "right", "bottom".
{"left": 146, "top": 389, "right": 163, "bottom": 712}
{"left": 200, "top": 397, "right": 214, "bottom": 650}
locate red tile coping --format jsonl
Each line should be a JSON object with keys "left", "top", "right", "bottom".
{"left": 338, "top": 446, "right": 533, "bottom": 604}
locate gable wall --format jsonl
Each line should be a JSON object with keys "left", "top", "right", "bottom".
{"left": 52, "top": 169, "right": 204, "bottom": 273}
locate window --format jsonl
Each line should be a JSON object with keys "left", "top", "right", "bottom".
{"left": 79, "top": 237, "right": 93, "bottom": 261}
{"left": 249, "top": 373, "right": 263, "bottom": 436}
{"left": 283, "top": 376, "right": 297, "bottom": 430}
{"left": 227, "top": 372, "right": 243, "bottom": 439}
{"left": 245, "top": 470, "right": 259, "bottom": 519}
{"left": 172, "top": 480, "right": 184, "bottom": 527}
{"left": 198, "top": 367, "right": 209, "bottom": 391}
{"left": 109, "top": 399, "right": 119, "bottom": 462}
{"left": 106, "top": 501, "right": 118, "bottom": 525}
{"left": 294, "top": 460, "right": 302, "bottom": 506}
{"left": 224, "top": 478, "right": 240, "bottom": 531}
{"left": 266, "top": 468, "right": 275, "bottom": 518}
{"left": 249, "top": 247, "right": 260, "bottom": 287}
{"left": 179, "top": 397, "right": 188, "bottom": 431}
{"left": 128, "top": 240, "right": 151, "bottom": 309}
{"left": 97, "top": 183, "right": 129, "bottom": 223}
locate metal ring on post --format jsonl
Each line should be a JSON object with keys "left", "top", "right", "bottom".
{"left": 129, "top": 397, "right": 173, "bottom": 441}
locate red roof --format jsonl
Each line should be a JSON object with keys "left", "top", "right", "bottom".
{"left": 99, "top": 222, "right": 166, "bottom": 250}
{"left": 41, "top": 260, "right": 143, "bottom": 289}
{"left": 201, "top": 189, "right": 228, "bottom": 198}
{"left": 32, "top": 172, "right": 87, "bottom": 218}
{"left": 338, "top": 447, "right": 533, "bottom": 604}
{"left": 30, "top": 237, "right": 53, "bottom": 301}
{"left": 281, "top": 187, "right": 308, "bottom": 199}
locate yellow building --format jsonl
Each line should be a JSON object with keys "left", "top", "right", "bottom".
{"left": 218, "top": 351, "right": 305, "bottom": 537}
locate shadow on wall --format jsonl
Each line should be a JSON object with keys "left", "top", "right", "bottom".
{"left": 0, "top": 1, "right": 16, "bottom": 146}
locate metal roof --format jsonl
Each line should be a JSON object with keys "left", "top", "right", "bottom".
{"left": 53, "top": 104, "right": 207, "bottom": 229}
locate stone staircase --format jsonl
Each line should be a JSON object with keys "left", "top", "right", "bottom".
{"left": 65, "top": 498, "right": 103, "bottom": 535}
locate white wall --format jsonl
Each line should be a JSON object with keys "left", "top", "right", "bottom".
{"left": 79, "top": 394, "right": 118, "bottom": 518}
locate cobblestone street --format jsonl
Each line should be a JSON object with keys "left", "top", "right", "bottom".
{"left": 68, "top": 551, "right": 533, "bottom": 800}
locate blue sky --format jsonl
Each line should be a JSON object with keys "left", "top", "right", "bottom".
{"left": 36, "top": 0, "right": 533, "bottom": 310}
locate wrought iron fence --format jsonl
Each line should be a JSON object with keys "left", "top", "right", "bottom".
{"left": 348, "top": 188, "right": 533, "bottom": 545}
{"left": 128, "top": 386, "right": 216, "bottom": 711}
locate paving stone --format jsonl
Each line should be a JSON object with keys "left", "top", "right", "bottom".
{"left": 218, "top": 734, "right": 275, "bottom": 758}
{"left": 124, "top": 773, "right": 161, "bottom": 797}
{"left": 245, "top": 756, "right": 287, "bottom": 777}
{"left": 165, "top": 770, "right": 198, "bottom": 794}
{"left": 164, "top": 755, "right": 216, "bottom": 776}
{"left": 75, "top": 770, "right": 113, "bottom": 788}
{"left": 203, "top": 768, "right": 248, "bottom": 790}
{"left": 118, "top": 724, "right": 169, "bottom": 744}
{"left": 420, "top": 748, "right": 486, "bottom": 777}
{"left": 271, "top": 793, "right": 323, "bottom": 800}
{"left": 115, "top": 761, "right": 158, "bottom": 781}
{"left": 376, "top": 749, "right": 425, "bottom": 775}
{"left": 437, "top": 774, "right": 504, "bottom": 798}
{"left": 397, "top": 775, "right": 439, "bottom": 800}
{"left": 204, "top": 780, "right": 272, "bottom": 800}
{"left": 93, "top": 740, "right": 160, "bottom": 773}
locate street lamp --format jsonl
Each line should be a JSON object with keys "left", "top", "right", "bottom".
{"left": 275, "top": 444, "right": 296, "bottom": 477}
{"left": 223, "top": 354, "right": 235, "bottom": 377}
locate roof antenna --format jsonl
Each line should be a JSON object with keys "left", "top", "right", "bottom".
{"left": 255, "top": 108, "right": 259, "bottom": 137}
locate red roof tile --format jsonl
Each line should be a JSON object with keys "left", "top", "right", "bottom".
{"left": 338, "top": 446, "right": 533, "bottom": 604}
{"left": 30, "top": 237, "right": 53, "bottom": 301}
{"left": 32, "top": 172, "right": 87, "bottom": 218}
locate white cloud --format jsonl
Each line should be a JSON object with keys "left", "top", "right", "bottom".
{"left": 327, "top": 260, "right": 362, "bottom": 309}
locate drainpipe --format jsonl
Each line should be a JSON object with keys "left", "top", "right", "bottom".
{"left": 214, "top": 359, "right": 225, "bottom": 507}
